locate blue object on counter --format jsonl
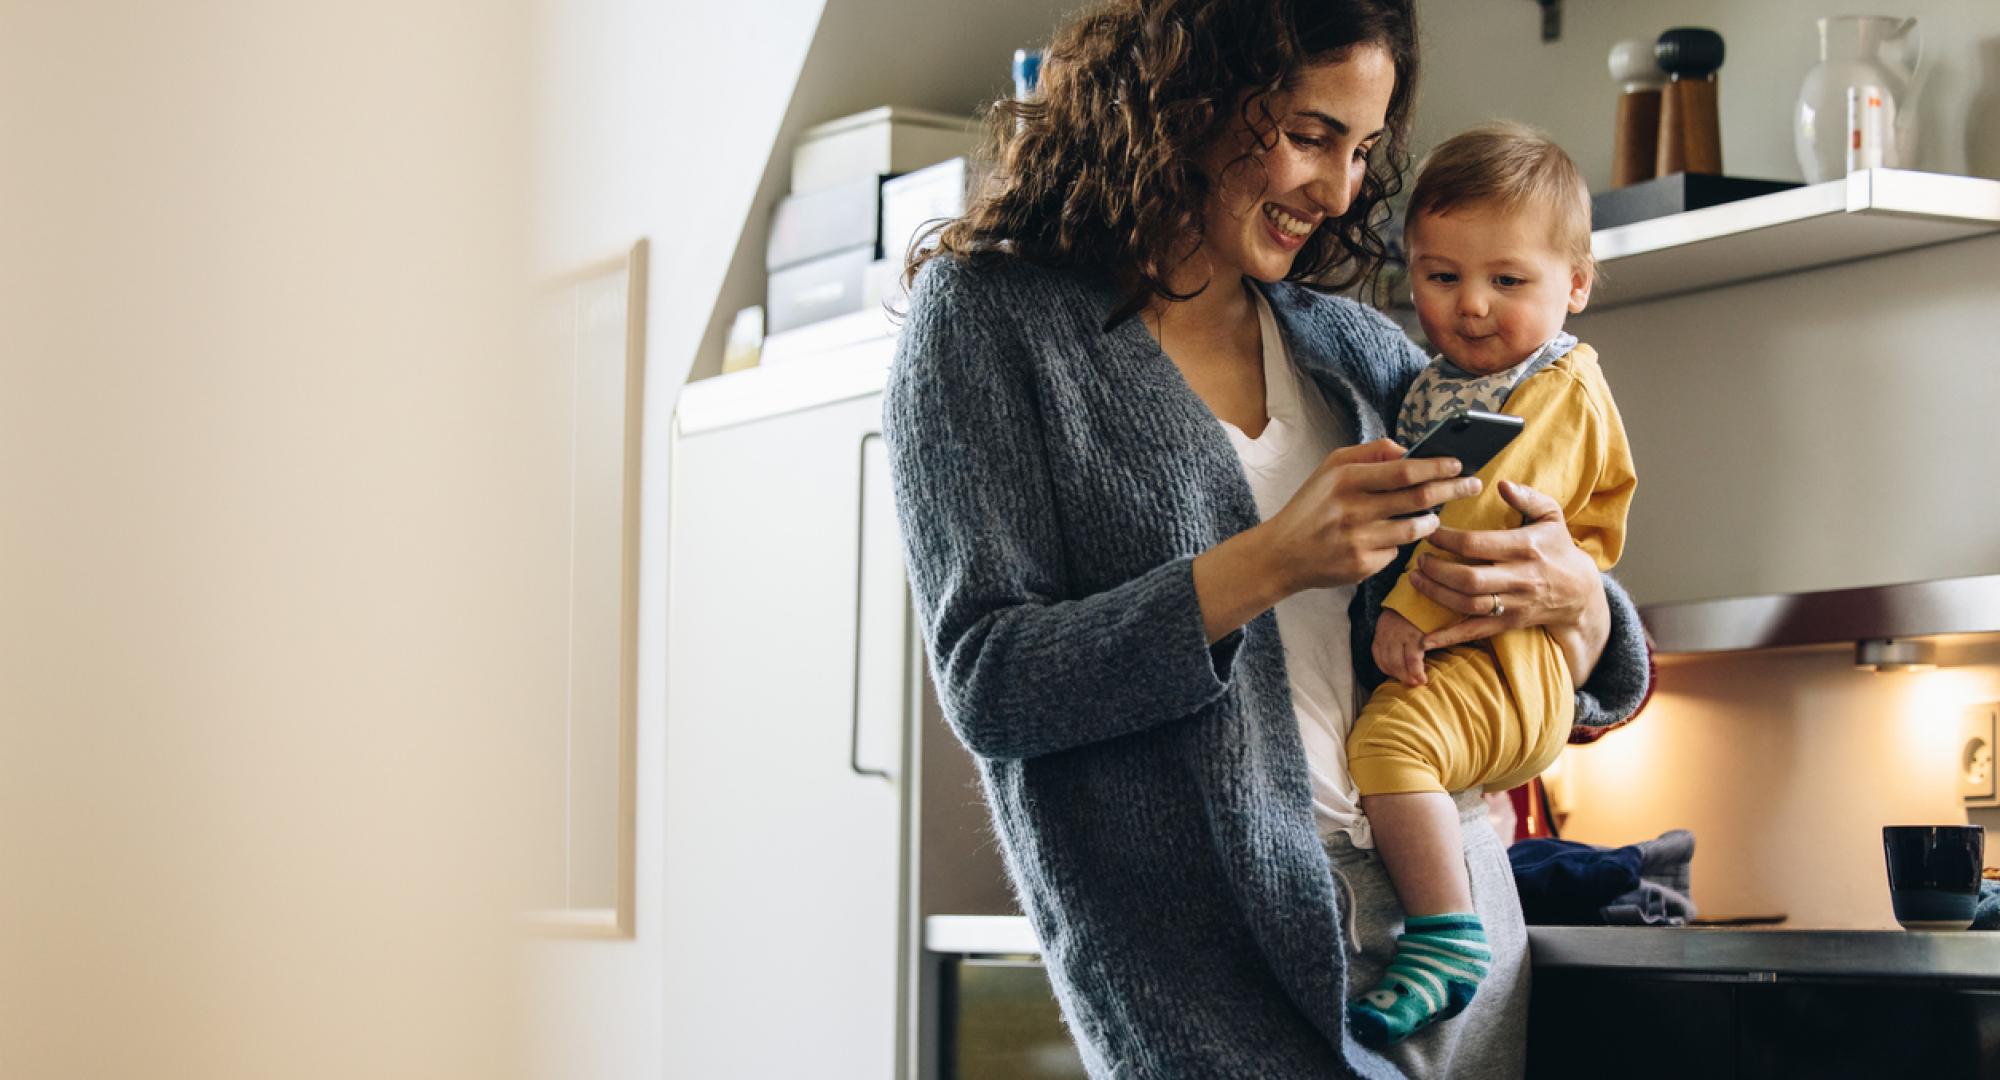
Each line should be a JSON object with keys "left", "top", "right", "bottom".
{"left": 1972, "top": 880, "right": 2000, "bottom": 930}
{"left": 1510, "top": 839, "right": 1642, "bottom": 924}
{"left": 1013, "top": 48, "right": 1043, "bottom": 100}
{"left": 1510, "top": 829, "right": 1699, "bottom": 926}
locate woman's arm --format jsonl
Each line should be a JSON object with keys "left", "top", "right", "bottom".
{"left": 1193, "top": 439, "right": 1478, "bottom": 644}
{"left": 885, "top": 274, "right": 1244, "bottom": 762}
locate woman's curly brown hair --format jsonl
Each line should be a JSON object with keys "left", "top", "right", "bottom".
{"left": 907, "top": 0, "right": 1419, "bottom": 325}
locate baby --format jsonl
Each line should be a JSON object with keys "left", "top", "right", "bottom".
{"left": 1345, "top": 122, "right": 1637, "bottom": 1047}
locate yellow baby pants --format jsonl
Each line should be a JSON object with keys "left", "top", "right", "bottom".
{"left": 1348, "top": 626, "right": 1573, "bottom": 797}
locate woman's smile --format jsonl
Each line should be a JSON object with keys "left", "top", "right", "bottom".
{"left": 1264, "top": 202, "right": 1319, "bottom": 237}
{"left": 1260, "top": 202, "right": 1315, "bottom": 251}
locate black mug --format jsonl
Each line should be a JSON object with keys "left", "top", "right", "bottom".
{"left": 1882, "top": 825, "right": 1984, "bottom": 930}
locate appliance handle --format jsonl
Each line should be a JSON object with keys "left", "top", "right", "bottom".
{"left": 850, "top": 433, "right": 895, "bottom": 781}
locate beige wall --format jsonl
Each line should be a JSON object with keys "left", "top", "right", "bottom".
{"left": 0, "top": 3, "right": 546, "bottom": 1077}
{"left": 1412, "top": 0, "right": 2000, "bottom": 927}
{"left": 1552, "top": 639, "right": 2000, "bottom": 929}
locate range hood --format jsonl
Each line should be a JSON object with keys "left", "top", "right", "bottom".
{"left": 1638, "top": 575, "right": 2000, "bottom": 655}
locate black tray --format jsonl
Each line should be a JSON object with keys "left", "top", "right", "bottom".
{"left": 1592, "top": 172, "right": 1802, "bottom": 231}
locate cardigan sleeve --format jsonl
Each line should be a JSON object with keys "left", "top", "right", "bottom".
{"left": 882, "top": 261, "right": 1245, "bottom": 761}
{"left": 1572, "top": 574, "right": 1652, "bottom": 738}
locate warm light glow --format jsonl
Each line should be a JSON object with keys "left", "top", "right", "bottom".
{"left": 1541, "top": 747, "right": 1572, "bottom": 820}
{"left": 1568, "top": 691, "right": 1663, "bottom": 799}
{"left": 1910, "top": 668, "right": 2000, "bottom": 745}
{"left": 1881, "top": 669, "right": 1965, "bottom": 792}
{"left": 1872, "top": 667, "right": 2000, "bottom": 819}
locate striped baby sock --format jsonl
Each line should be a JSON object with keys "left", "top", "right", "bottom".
{"left": 1346, "top": 913, "right": 1491, "bottom": 1048}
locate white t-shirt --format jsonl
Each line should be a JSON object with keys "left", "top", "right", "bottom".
{"left": 1214, "top": 290, "right": 1372, "bottom": 848}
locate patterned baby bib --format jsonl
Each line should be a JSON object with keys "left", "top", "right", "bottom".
{"left": 1395, "top": 331, "right": 1577, "bottom": 445}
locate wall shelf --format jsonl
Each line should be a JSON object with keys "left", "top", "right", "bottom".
{"left": 1589, "top": 169, "right": 2000, "bottom": 311}
{"left": 1639, "top": 575, "right": 2000, "bottom": 655}
{"left": 682, "top": 170, "right": 2000, "bottom": 433}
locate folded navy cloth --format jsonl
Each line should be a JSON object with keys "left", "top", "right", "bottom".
{"left": 1973, "top": 880, "right": 2000, "bottom": 931}
{"left": 1509, "top": 829, "right": 1698, "bottom": 926}
{"left": 1509, "top": 839, "right": 1642, "bottom": 924}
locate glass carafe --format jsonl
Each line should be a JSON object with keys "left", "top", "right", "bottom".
{"left": 1794, "top": 15, "right": 1923, "bottom": 183}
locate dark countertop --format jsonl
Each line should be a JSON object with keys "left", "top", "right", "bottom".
{"left": 925, "top": 916, "right": 2000, "bottom": 986}
{"left": 1526, "top": 924, "right": 2000, "bottom": 983}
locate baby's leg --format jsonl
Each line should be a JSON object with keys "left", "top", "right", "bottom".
{"left": 1347, "top": 652, "right": 1505, "bottom": 1048}
{"left": 1364, "top": 790, "right": 1472, "bottom": 918}
{"left": 1347, "top": 792, "right": 1490, "bottom": 1048}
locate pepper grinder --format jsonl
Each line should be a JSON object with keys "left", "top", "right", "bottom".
{"left": 1607, "top": 38, "right": 1666, "bottom": 187}
{"left": 1654, "top": 27, "right": 1725, "bottom": 176}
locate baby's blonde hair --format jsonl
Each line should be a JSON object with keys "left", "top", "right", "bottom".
{"left": 1406, "top": 121, "right": 1594, "bottom": 274}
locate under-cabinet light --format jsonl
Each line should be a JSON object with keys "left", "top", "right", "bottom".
{"left": 1855, "top": 638, "right": 1937, "bottom": 673}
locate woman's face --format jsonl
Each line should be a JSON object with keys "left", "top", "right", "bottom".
{"left": 1196, "top": 45, "right": 1397, "bottom": 286}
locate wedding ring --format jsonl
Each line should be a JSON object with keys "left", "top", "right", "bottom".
{"left": 1489, "top": 593, "right": 1505, "bottom": 617}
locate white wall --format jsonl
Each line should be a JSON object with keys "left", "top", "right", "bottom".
{"left": 524, "top": 1, "right": 1075, "bottom": 1076}
{"left": 1410, "top": 0, "right": 2000, "bottom": 927}
{"left": 523, "top": 4, "right": 826, "bottom": 1078}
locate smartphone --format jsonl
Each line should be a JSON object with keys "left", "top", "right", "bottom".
{"left": 1395, "top": 409, "right": 1525, "bottom": 517}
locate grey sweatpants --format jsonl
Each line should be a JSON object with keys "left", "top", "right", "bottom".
{"left": 1323, "top": 791, "right": 1529, "bottom": 1080}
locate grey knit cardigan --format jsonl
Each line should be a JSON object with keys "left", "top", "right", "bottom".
{"left": 883, "top": 254, "right": 1650, "bottom": 1078}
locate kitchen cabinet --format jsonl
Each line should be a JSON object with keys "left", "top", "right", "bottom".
{"left": 1527, "top": 926, "right": 2000, "bottom": 1078}
{"left": 1529, "top": 970, "right": 2000, "bottom": 1078}
{"left": 664, "top": 387, "right": 912, "bottom": 1078}
{"left": 669, "top": 347, "right": 1025, "bottom": 1079}
{"left": 1637, "top": 574, "right": 2000, "bottom": 655}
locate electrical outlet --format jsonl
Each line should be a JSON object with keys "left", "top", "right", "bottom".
{"left": 1959, "top": 703, "right": 1999, "bottom": 808}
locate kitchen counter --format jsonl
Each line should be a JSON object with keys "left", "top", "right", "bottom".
{"left": 926, "top": 915, "right": 2000, "bottom": 1077}
{"left": 1527, "top": 923, "right": 2000, "bottom": 984}
{"left": 926, "top": 914, "right": 2000, "bottom": 985}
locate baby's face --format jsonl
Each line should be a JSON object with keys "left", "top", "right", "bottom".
{"left": 1406, "top": 202, "right": 1591, "bottom": 375}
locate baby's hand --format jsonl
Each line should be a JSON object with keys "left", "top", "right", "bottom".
{"left": 1373, "top": 610, "right": 1429, "bottom": 687}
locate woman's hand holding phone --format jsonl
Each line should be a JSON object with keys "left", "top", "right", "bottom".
{"left": 1254, "top": 439, "right": 1481, "bottom": 594}
{"left": 1192, "top": 440, "right": 1481, "bottom": 644}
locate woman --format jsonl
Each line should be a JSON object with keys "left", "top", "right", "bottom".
{"left": 883, "top": 0, "right": 1650, "bottom": 1075}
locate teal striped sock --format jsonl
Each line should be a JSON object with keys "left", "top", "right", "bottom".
{"left": 1347, "top": 913, "right": 1491, "bottom": 1048}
